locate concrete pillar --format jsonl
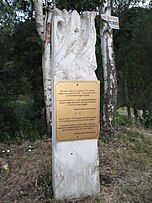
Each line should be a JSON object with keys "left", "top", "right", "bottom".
{"left": 51, "top": 9, "right": 100, "bottom": 200}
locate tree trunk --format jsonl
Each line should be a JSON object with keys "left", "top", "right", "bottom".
{"left": 124, "top": 75, "right": 131, "bottom": 117}
{"left": 42, "top": 4, "right": 53, "bottom": 134}
{"left": 33, "top": 0, "right": 44, "bottom": 41}
{"left": 134, "top": 108, "right": 138, "bottom": 120}
{"left": 100, "top": 0, "right": 117, "bottom": 138}
{"left": 33, "top": 0, "right": 54, "bottom": 135}
{"left": 143, "top": 108, "right": 146, "bottom": 119}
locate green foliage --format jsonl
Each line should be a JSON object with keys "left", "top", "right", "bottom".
{"left": 56, "top": 0, "right": 103, "bottom": 12}
{"left": 15, "top": 123, "right": 41, "bottom": 144}
{"left": 1, "top": 0, "right": 152, "bottom": 143}
{"left": 0, "top": 0, "right": 104, "bottom": 143}
{"left": 0, "top": 105, "right": 19, "bottom": 142}
{"left": 115, "top": 7, "right": 152, "bottom": 127}
{"left": 116, "top": 109, "right": 143, "bottom": 127}
{"left": 116, "top": 114, "right": 134, "bottom": 126}
{"left": 0, "top": 3, "right": 45, "bottom": 143}
{"left": 143, "top": 111, "right": 152, "bottom": 129}
{"left": 112, "top": 0, "right": 143, "bottom": 12}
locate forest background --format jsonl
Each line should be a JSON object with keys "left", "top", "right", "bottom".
{"left": 0, "top": 0, "right": 152, "bottom": 143}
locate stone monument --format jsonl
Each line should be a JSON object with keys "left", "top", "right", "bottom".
{"left": 51, "top": 9, "right": 100, "bottom": 200}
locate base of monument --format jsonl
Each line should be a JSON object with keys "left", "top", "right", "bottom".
{"left": 52, "top": 139, "right": 100, "bottom": 200}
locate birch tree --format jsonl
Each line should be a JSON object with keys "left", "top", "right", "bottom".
{"left": 33, "top": 0, "right": 55, "bottom": 134}
{"left": 33, "top": 0, "right": 118, "bottom": 137}
{"left": 100, "top": 0, "right": 117, "bottom": 138}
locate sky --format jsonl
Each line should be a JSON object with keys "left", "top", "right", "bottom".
{"left": 139, "top": 0, "right": 151, "bottom": 6}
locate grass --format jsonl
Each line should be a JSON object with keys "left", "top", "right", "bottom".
{"left": 0, "top": 126, "right": 152, "bottom": 202}
{"left": 114, "top": 129, "right": 152, "bottom": 203}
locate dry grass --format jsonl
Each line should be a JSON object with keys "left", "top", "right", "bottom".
{"left": 0, "top": 139, "right": 52, "bottom": 202}
{"left": 0, "top": 127, "right": 152, "bottom": 203}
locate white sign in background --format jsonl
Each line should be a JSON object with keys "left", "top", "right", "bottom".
{"left": 101, "top": 15, "right": 120, "bottom": 29}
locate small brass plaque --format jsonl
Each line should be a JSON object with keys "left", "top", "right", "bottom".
{"left": 55, "top": 81, "right": 100, "bottom": 141}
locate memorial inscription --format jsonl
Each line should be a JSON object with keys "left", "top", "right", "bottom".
{"left": 55, "top": 81, "right": 100, "bottom": 141}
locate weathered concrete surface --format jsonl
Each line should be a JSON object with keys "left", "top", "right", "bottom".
{"left": 51, "top": 9, "right": 100, "bottom": 200}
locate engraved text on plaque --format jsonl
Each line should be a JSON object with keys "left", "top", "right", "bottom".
{"left": 55, "top": 81, "right": 100, "bottom": 141}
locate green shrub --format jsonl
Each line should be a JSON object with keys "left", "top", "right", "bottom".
{"left": 116, "top": 114, "right": 135, "bottom": 126}
{"left": 143, "top": 111, "right": 152, "bottom": 129}
{"left": 0, "top": 106, "right": 19, "bottom": 142}
{"left": 0, "top": 100, "right": 47, "bottom": 144}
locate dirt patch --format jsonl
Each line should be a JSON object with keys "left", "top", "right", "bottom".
{"left": 0, "top": 139, "right": 52, "bottom": 202}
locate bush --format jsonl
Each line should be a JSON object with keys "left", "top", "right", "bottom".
{"left": 0, "top": 106, "right": 19, "bottom": 143}
{"left": 143, "top": 111, "right": 152, "bottom": 129}
{"left": 116, "top": 114, "right": 135, "bottom": 126}
{"left": 0, "top": 100, "right": 47, "bottom": 144}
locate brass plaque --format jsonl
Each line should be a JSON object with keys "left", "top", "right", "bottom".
{"left": 55, "top": 81, "right": 100, "bottom": 141}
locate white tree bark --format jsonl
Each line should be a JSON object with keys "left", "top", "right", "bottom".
{"left": 33, "top": 0, "right": 53, "bottom": 133}
{"left": 42, "top": 5, "right": 53, "bottom": 133}
{"left": 100, "top": 0, "right": 117, "bottom": 136}
{"left": 33, "top": 0, "right": 44, "bottom": 41}
{"left": 51, "top": 9, "right": 100, "bottom": 200}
